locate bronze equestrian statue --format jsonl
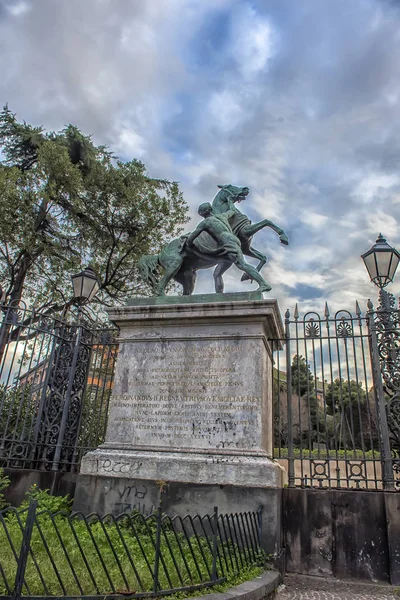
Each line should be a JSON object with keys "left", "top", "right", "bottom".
{"left": 138, "top": 184, "right": 289, "bottom": 295}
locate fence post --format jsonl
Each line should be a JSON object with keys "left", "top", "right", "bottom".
{"left": 153, "top": 506, "right": 163, "bottom": 594}
{"left": 13, "top": 499, "right": 37, "bottom": 600}
{"left": 211, "top": 506, "right": 218, "bottom": 582}
{"left": 31, "top": 320, "right": 62, "bottom": 458}
{"left": 52, "top": 323, "right": 84, "bottom": 471}
{"left": 367, "top": 300, "right": 394, "bottom": 490}
{"left": 285, "top": 309, "right": 295, "bottom": 487}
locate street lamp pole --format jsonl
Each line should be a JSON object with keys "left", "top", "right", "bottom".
{"left": 51, "top": 267, "right": 100, "bottom": 471}
{"left": 362, "top": 234, "right": 400, "bottom": 490}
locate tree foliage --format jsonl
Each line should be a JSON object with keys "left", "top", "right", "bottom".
{"left": 0, "top": 106, "right": 188, "bottom": 317}
{"left": 325, "top": 378, "right": 366, "bottom": 412}
{"left": 291, "top": 355, "right": 314, "bottom": 397}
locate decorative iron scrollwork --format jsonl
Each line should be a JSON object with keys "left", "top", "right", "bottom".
{"left": 311, "top": 460, "right": 329, "bottom": 479}
{"left": 373, "top": 289, "right": 400, "bottom": 466}
{"left": 346, "top": 461, "right": 366, "bottom": 481}
{"left": 336, "top": 319, "right": 353, "bottom": 338}
{"left": 305, "top": 319, "right": 320, "bottom": 338}
{"left": 34, "top": 324, "right": 92, "bottom": 470}
{"left": 335, "top": 310, "right": 354, "bottom": 338}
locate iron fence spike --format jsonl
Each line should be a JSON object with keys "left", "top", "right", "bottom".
{"left": 294, "top": 303, "right": 299, "bottom": 320}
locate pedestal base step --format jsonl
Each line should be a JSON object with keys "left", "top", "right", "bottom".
{"left": 80, "top": 447, "right": 286, "bottom": 488}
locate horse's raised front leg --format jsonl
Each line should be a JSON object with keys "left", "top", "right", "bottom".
{"left": 241, "top": 246, "right": 267, "bottom": 282}
{"left": 242, "top": 220, "right": 289, "bottom": 245}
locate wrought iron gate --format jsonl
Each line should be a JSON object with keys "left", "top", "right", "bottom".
{"left": 272, "top": 290, "right": 400, "bottom": 491}
{"left": 0, "top": 302, "right": 118, "bottom": 471}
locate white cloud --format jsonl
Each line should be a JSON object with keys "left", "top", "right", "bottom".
{"left": 229, "top": 5, "right": 277, "bottom": 79}
{"left": 353, "top": 173, "right": 400, "bottom": 203}
{"left": 1, "top": 0, "right": 400, "bottom": 312}
{"left": 366, "top": 211, "right": 398, "bottom": 240}
{"left": 117, "top": 127, "right": 147, "bottom": 159}
{"left": 6, "top": 1, "right": 30, "bottom": 16}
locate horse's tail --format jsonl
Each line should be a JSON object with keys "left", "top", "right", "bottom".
{"left": 138, "top": 254, "right": 160, "bottom": 291}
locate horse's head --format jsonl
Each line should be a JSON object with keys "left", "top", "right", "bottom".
{"left": 216, "top": 184, "right": 249, "bottom": 204}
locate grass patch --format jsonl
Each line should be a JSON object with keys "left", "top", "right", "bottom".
{"left": 0, "top": 506, "right": 264, "bottom": 597}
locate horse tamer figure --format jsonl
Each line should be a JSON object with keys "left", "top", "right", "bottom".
{"left": 138, "top": 184, "right": 289, "bottom": 295}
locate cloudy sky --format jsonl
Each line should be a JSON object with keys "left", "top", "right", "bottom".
{"left": 1, "top": 0, "right": 400, "bottom": 317}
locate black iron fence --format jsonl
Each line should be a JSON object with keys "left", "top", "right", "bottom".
{"left": 0, "top": 501, "right": 262, "bottom": 599}
{"left": 1, "top": 293, "right": 400, "bottom": 491}
{"left": 0, "top": 302, "right": 118, "bottom": 471}
{"left": 272, "top": 290, "right": 400, "bottom": 491}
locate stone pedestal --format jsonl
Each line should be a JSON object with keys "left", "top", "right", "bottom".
{"left": 80, "top": 291, "right": 285, "bottom": 488}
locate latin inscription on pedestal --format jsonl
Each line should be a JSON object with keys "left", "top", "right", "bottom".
{"left": 106, "top": 339, "right": 265, "bottom": 452}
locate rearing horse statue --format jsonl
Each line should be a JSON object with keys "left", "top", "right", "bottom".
{"left": 138, "top": 184, "right": 289, "bottom": 295}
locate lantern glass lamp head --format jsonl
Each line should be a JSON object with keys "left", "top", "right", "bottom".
{"left": 71, "top": 267, "right": 100, "bottom": 304}
{"left": 361, "top": 233, "right": 400, "bottom": 289}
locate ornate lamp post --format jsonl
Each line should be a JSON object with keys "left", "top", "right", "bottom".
{"left": 51, "top": 266, "right": 100, "bottom": 470}
{"left": 71, "top": 267, "right": 100, "bottom": 306}
{"left": 35, "top": 266, "right": 101, "bottom": 472}
{"left": 361, "top": 233, "right": 400, "bottom": 292}
{"left": 361, "top": 234, "right": 400, "bottom": 489}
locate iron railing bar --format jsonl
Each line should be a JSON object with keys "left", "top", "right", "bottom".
{"left": 242, "top": 512, "right": 256, "bottom": 561}
{"left": 178, "top": 516, "right": 204, "bottom": 581}
{"left": 66, "top": 514, "right": 105, "bottom": 594}
{"left": 274, "top": 340, "right": 281, "bottom": 458}
{"left": 165, "top": 516, "right": 194, "bottom": 583}
{"left": 32, "top": 513, "right": 67, "bottom": 595}
{"left": 90, "top": 341, "right": 116, "bottom": 448}
{"left": 83, "top": 344, "right": 104, "bottom": 450}
{"left": 0, "top": 510, "right": 31, "bottom": 595}
{"left": 224, "top": 514, "right": 240, "bottom": 572}
{"left": 14, "top": 507, "right": 48, "bottom": 596}
{"left": 113, "top": 515, "right": 146, "bottom": 591}
{"left": 193, "top": 515, "right": 214, "bottom": 561}
{"left": 229, "top": 514, "right": 244, "bottom": 569}
{"left": 231, "top": 514, "right": 246, "bottom": 566}
{"left": 185, "top": 516, "right": 212, "bottom": 578}
{"left": 238, "top": 513, "right": 251, "bottom": 564}
{"left": 215, "top": 516, "right": 227, "bottom": 577}
{"left": 205, "top": 512, "right": 223, "bottom": 579}
{"left": 218, "top": 514, "right": 234, "bottom": 573}
{"left": 125, "top": 515, "right": 157, "bottom": 582}
{"left": 96, "top": 514, "right": 132, "bottom": 591}
{"left": 284, "top": 311, "right": 294, "bottom": 486}
{"left": 342, "top": 338, "right": 358, "bottom": 460}
{"left": 159, "top": 517, "right": 185, "bottom": 588}
{"left": 46, "top": 511, "right": 84, "bottom": 595}
{"left": 245, "top": 512, "right": 259, "bottom": 559}
{"left": 358, "top": 316, "right": 380, "bottom": 487}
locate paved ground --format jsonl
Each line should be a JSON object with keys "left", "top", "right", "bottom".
{"left": 275, "top": 574, "right": 399, "bottom": 600}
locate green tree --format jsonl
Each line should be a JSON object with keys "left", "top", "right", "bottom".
{"left": 0, "top": 106, "right": 188, "bottom": 315}
{"left": 290, "top": 356, "right": 335, "bottom": 446}
{"left": 325, "top": 378, "right": 369, "bottom": 449}
{"left": 325, "top": 378, "right": 366, "bottom": 412}
{"left": 291, "top": 355, "right": 315, "bottom": 397}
